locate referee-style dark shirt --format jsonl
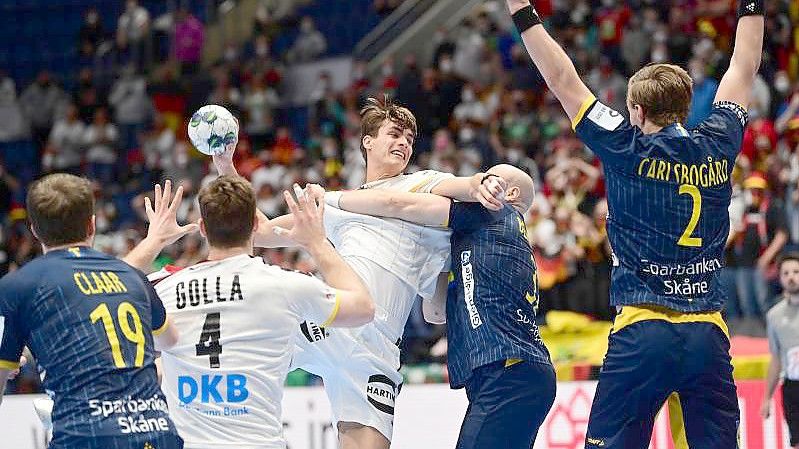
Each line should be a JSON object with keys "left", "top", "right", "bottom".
{"left": 574, "top": 99, "right": 747, "bottom": 312}
{"left": 446, "top": 203, "right": 551, "bottom": 389}
{"left": 0, "top": 247, "right": 173, "bottom": 443}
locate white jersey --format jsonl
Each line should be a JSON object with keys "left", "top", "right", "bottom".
{"left": 323, "top": 169, "right": 453, "bottom": 341}
{"left": 149, "top": 255, "right": 338, "bottom": 449}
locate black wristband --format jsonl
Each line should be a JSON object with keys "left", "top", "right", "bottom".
{"left": 737, "top": 0, "right": 763, "bottom": 18}
{"left": 481, "top": 173, "right": 499, "bottom": 185}
{"left": 512, "top": 4, "right": 542, "bottom": 34}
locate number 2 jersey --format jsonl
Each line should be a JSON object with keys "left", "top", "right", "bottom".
{"left": 573, "top": 97, "right": 747, "bottom": 312}
{"left": 0, "top": 247, "right": 176, "bottom": 444}
{"left": 148, "top": 254, "right": 339, "bottom": 449}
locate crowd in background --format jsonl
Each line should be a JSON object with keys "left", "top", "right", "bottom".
{"left": 1, "top": 0, "right": 799, "bottom": 386}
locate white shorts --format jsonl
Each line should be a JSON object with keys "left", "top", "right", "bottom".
{"left": 290, "top": 256, "right": 416, "bottom": 441}
{"left": 291, "top": 324, "right": 403, "bottom": 440}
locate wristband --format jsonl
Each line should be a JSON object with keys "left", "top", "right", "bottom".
{"left": 737, "top": 0, "right": 763, "bottom": 18}
{"left": 481, "top": 173, "right": 500, "bottom": 185}
{"left": 324, "top": 191, "right": 342, "bottom": 209}
{"left": 512, "top": 4, "right": 542, "bottom": 34}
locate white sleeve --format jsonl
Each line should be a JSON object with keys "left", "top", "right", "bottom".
{"left": 285, "top": 272, "right": 340, "bottom": 326}
{"left": 409, "top": 170, "right": 455, "bottom": 193}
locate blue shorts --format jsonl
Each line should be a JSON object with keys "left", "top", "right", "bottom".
{"left": 585, "top": 316, "right": 739, "bottom": 449}
{"left": 457, "top": 360, "right": 556, "bottom": 449}
{"left": 50, "top": 432, "right": 184, "bottom": 449}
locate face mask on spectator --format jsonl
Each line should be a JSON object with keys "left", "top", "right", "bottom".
{"left": 462, "top": 89, "right": 475, "bottom": 103}
{"left": 440, "top": 59, "right": 453, "bottom": 74}
{"left": 775, "top": 73, "right": 790, "bottom": 94}
{"left": 459, "top": 127, "right": 475, "bottom": 143}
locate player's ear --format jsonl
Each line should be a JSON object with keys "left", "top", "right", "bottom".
{"left": 506, "top": 186, "right": 520, "bottom": 202}
{"left": 362, "top": 134, "right": 373, "bottom": 152}
{"left": 86, "top": 215, "right": 96, "bottom": 239}
{"left": 29, "top": 224, "right": 39, "bottom": 241}
{"left": 198, "top": 218, "right": 207, "bottom": 239}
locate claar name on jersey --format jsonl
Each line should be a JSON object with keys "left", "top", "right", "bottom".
{"left": 176, "top": 275, "right": 243, "bottom": 309}
{"left": 74, "top": 271, "right": 128, "bottom": 295}
{"left": 637, "top": 156, "right": 729, "bottom": 187}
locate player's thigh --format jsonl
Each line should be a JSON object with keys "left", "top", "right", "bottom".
{"left": 338, "top": 421, "right": 390, "bottom": 449}
{"left": 676, "top": 323, "right": 739, "bottom": 449}
{"left": 457, "top": 361, "right": 556, "bottom": 449}
{"left": 586, "top": 321, "right": 682, "bottom": 449}
{"left": 321, "top": 346, "right": 402, "bottom": 442}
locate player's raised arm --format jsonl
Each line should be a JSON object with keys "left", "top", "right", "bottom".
{"left": 714, "top": 0, "right": 765, "bottom": 108}
{"left": 430, "top": 173, "right": 506, "bottom": 211}
{"left": 505, "top": 0, "right": 594, "bottom": 122}
{"left": 326, "top": 188, "right": 452, "bottom": 227}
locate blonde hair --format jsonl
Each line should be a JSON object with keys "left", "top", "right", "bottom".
{"left": 628, "top": 64, "right": 693, "bottom": 127}
{"left": 360, "top": 96, "right": 417, "bottom": 162}
{"left": 198, "top": 175, "right": 256, "bottom": 248}
{"left": 27, "top": 173, "right": 94, "bottom": 246}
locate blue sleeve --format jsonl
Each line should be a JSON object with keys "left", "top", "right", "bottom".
{"left": 0, "top": 277, "right": 27, "bottom": 369}
{"left": 138, "top": 270, "right": 167, "bottom": 334}
{"left": 449, "top": 202, "right": 502, "bottom": 234}
{"left": 573, "top": 98, "right": 641, "bottom": 167}
{"left": 693, "top": 101, "right": 748, "bottom": 159}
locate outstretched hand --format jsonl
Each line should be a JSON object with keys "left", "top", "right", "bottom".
{"left": 144, "top": 180, "right": 199, "bottom": 246}
{"left": 273, "top": 183, "right": 327, "bottom": 248}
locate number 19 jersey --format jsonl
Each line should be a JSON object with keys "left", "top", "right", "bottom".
{"left": 150, "top": 254, "right": 339, "bottom": 449}
{"left": 573, "top": 98, "right": 747, "bottom": 312}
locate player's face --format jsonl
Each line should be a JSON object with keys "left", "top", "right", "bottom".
{"left": 365, "top": 120, "right": 414, "bottom": 175}
{"left": 780, "top": 260, "right": 799, "bottom": 295}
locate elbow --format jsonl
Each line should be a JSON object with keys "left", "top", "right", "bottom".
{"left": 356, "top": 295, "right": 376, "bottom": 326}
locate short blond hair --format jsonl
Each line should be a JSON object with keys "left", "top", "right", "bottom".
{"left": 628, "top": 64, "right": 693, "bottom": 127}
{"left": 198, "top": 176, "right": 256, "bottom": 248}
{"left": 360, "top": 96, "right": 417, "bottom": 162}
{"left": 27, "top": 173, "right": 94, "bottom": 247}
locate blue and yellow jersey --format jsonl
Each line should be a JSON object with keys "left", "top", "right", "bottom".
{"left": 0, "top": 247, "right": 174, "bottom": 443}
{"left": 573, "top": 97, "right": 748, "bottom": 313}
{"left": 446, "top": 203, "right": 551, "bottom": 389}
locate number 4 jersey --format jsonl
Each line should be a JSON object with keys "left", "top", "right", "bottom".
{"left": 149, "top": 254, "right": 339, "bottom": 449}
{"left": 573, "top": 97, "right": 747, "bottom": 312}
{"left": 0, "top": 247, "right": 177, "bottom": 446}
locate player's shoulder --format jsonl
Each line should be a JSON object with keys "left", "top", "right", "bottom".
{"left": 147, "top": 265, "right": 185, "bottom": 285}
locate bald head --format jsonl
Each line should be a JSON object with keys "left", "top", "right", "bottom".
{"left": 486, "top": 164, "right": 535, "bottom": 213}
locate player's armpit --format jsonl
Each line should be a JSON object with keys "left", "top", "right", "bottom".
{"left": 153, "top": 318, "right": 179, "bottom": 351}
{"left": 338, "top": 190, "right": 451, "bottom": 227}
{"left": 423, "top": 273, "right": 449, "bottom": 324}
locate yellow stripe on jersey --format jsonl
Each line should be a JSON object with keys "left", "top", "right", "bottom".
{"left": 152, "top": 317, "right": 170, "bottom": 336}
{"left": 505, "top": 358, "right": 523, "bottom": 368}
{"left": 321, "top": 292, "right": 341, "bottom": 327}
{"left": 612, "top": 305, "right": 729, "bottom": 338}
{"left": 667, "top": 393, "right": 690, "bottom": 449}
{"left": 409, "top": 176, "right": 435, "bottom": 193}
{"left": 0, "top": 359, "right": 20, "bottom": 370}
{"left": 572, "top": 95, "right": 597, "bottom": 130}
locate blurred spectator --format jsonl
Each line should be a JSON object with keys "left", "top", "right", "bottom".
{"left": 74, "top": 68, "right": 106, "bottom": 123}
{"left": 287, "top": 17, "right": 327, "bottom": 63}
{"left": 83, "top": 107, "right": 118, "bottom": 185}
{"left": 243, "top": 76, "right": 279, "bottom": 152}
{"left": 686, "top": 58, "right": 719, "bottom": 128}
{"left": 20, "top": 71, "right": 66, "bottom": 152}
{"left": 141, "top": 113, "right": 175, "bottom": 174}
{"left": 0, "top": 73, "right": 29, "bottom": 143}
{"left": 44, "top": 104, "right": 85, "bottom": 175}
{"left": 117, "top": 0, "right": 151, "bottom": 69}
{"left": 109, "top": 64, "right": 151, "bottom": 152}
{"left": 78, "top": 7, "right": 106, "bottom": 57}
{"left": 173, "top": 7, "right": 205, "bottom": 75}
{"left": 730, "top": 174, "right": 789, "bottom": 323}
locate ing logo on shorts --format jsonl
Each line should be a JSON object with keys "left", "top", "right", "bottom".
{"left": 366, "top": 374, "right": 397, "bottom": 415}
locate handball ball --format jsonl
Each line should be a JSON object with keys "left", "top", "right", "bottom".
{"left": 187, "top": 105, "right": 239, "bottom": 156}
